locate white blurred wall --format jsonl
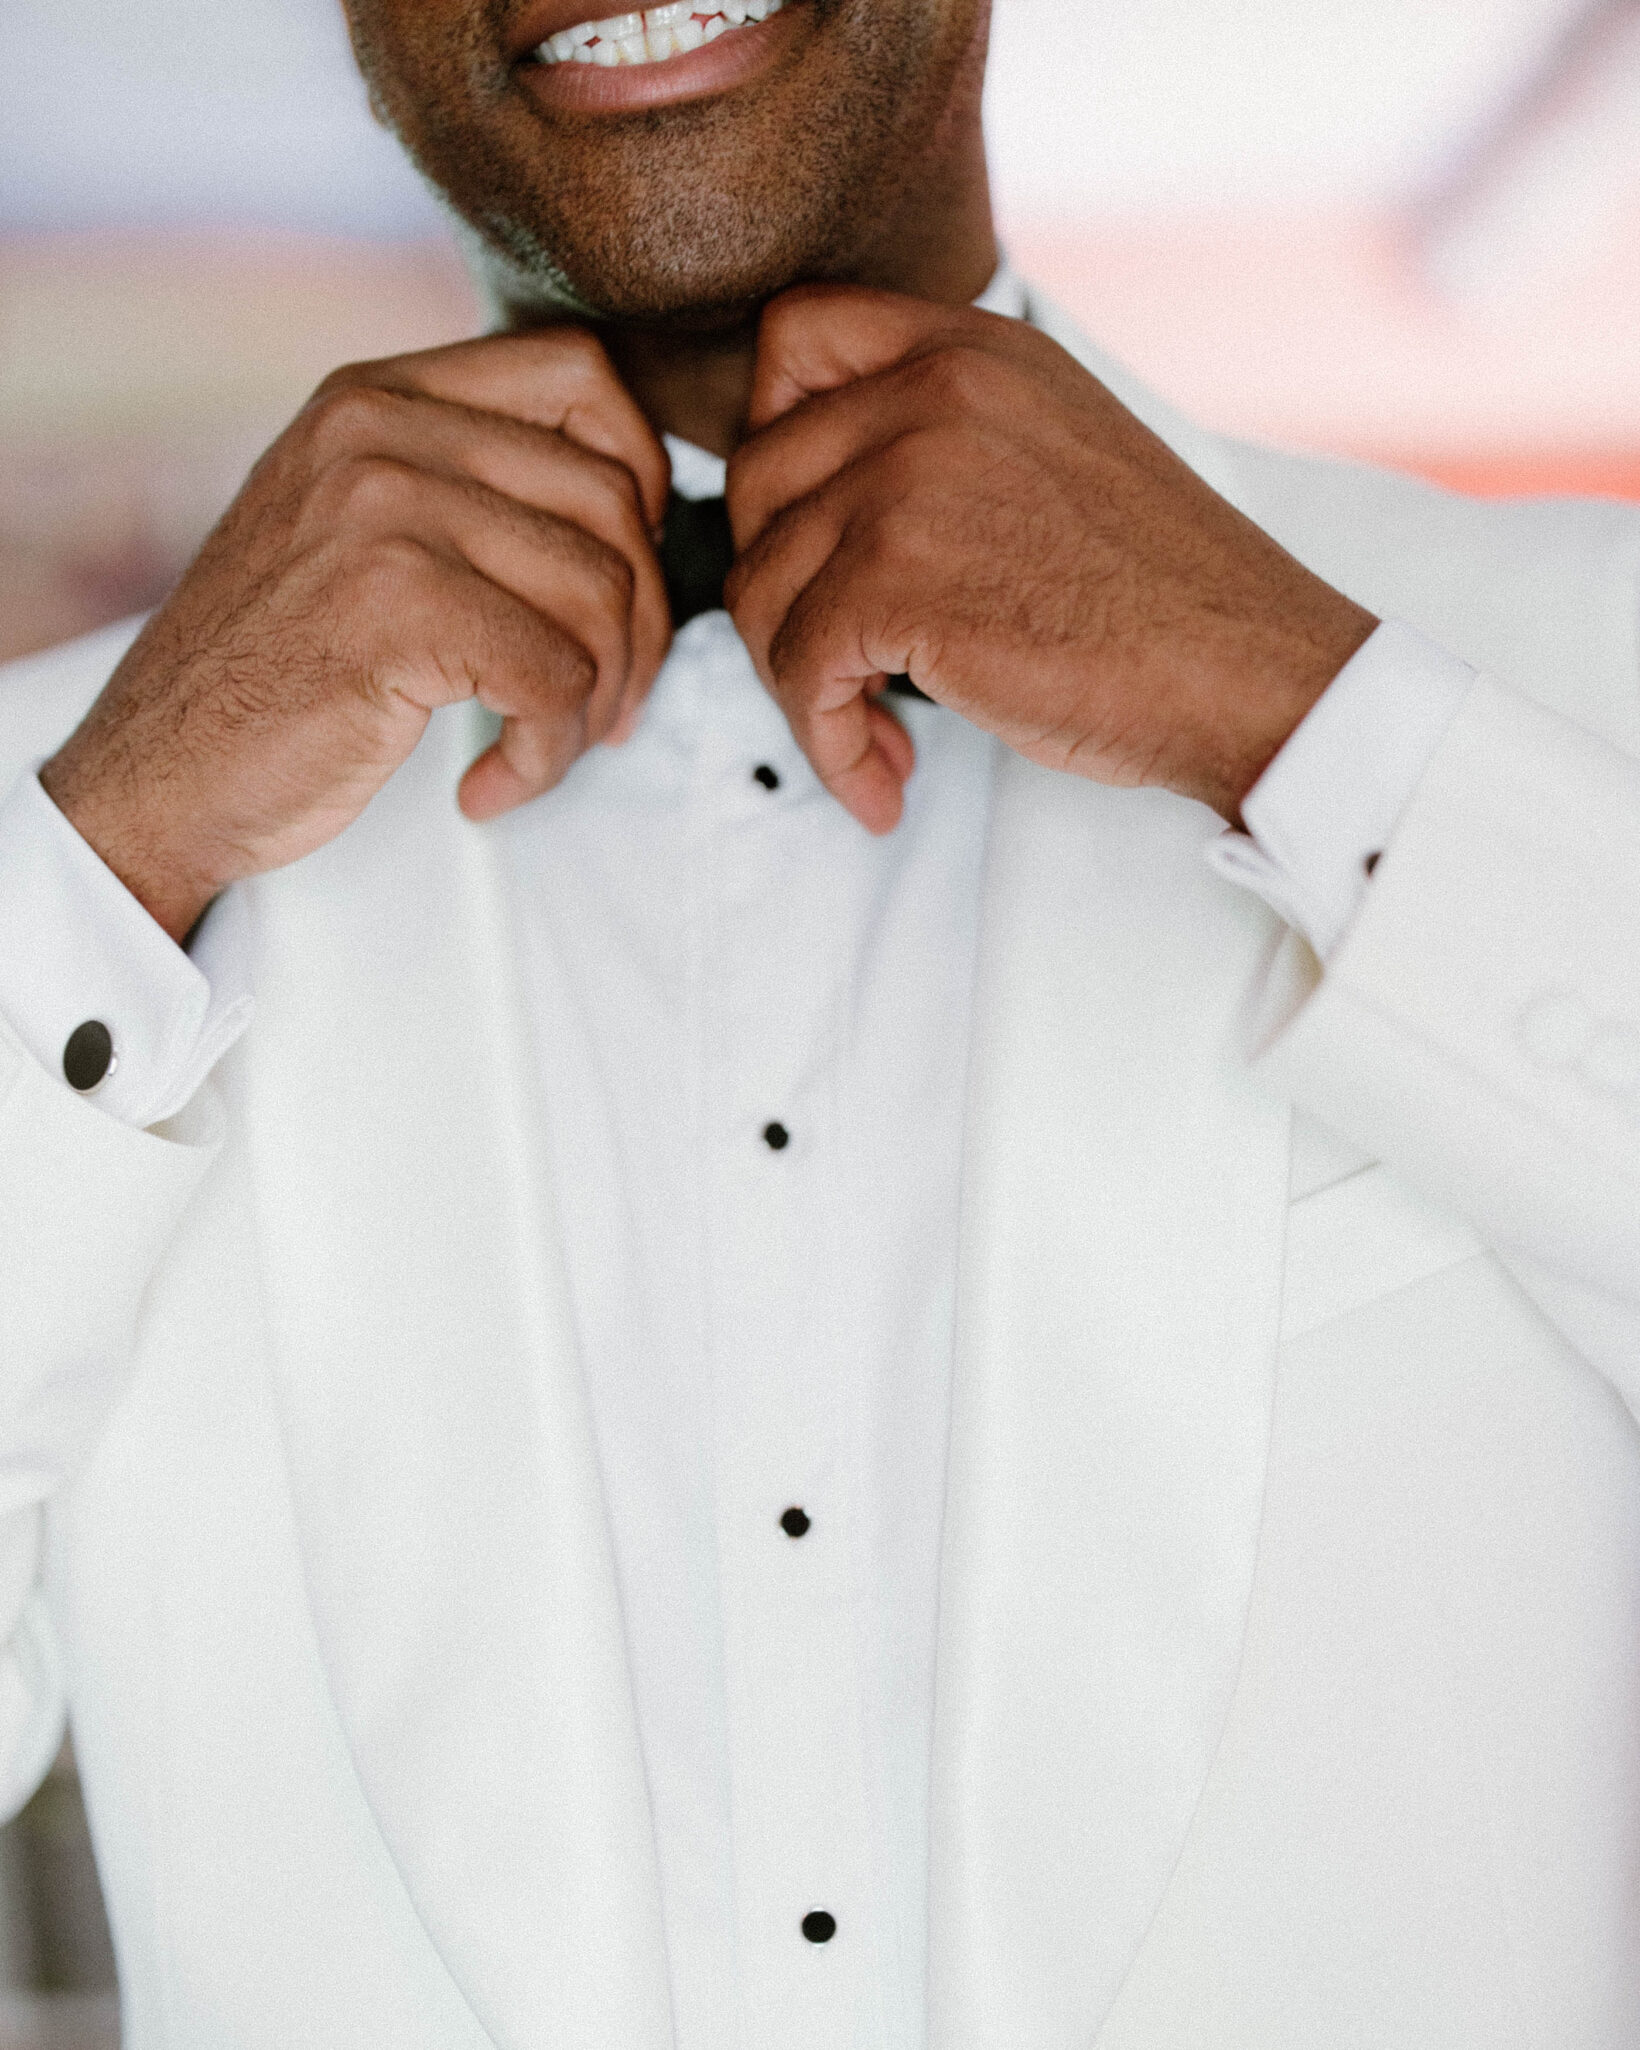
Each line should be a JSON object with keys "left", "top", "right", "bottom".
{"left": 984, "top": 0, "right": 1575, "bottom": 212}
{"left": 0, "top": 0, "right": 439, "bottom": 235}
{"left": 0, "top": 0, "right": 1606, "bottom": 230}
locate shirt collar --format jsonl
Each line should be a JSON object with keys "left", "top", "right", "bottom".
{"left": 666, "top": 434, "right": 729, "bottom": 503}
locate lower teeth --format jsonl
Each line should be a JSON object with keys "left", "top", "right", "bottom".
{"left": 538, "top": 0, "right": 786, "bottom": 68}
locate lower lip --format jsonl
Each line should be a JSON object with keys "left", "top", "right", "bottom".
{"left": 521, "top": 4, "right": 809, "bottom": 113}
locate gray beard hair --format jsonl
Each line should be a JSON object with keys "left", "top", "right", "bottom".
{"left": 444, "top": 206, "right": 604, "bottom": 328}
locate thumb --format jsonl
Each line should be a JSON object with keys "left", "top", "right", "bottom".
{"left": 748, "top": 284, "right": 961, "bottom": 430}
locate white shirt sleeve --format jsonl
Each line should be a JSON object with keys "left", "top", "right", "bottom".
{"left": 0, "top": 771, "right": 252, "bottom": 1128}
{"left": 1205, "top": 620, "right": 1480, "bottom": 958}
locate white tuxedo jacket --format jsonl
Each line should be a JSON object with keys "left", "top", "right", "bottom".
{"left": 2, "top": 295, "right": 1639, "bottom": 2049}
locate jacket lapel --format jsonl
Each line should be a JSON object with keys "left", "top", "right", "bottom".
{"left": 929, "top": 751, "right": 1295, "bottom": 2049}
{"left": 230, "top": 707, "right": 672, "bottom": 2050}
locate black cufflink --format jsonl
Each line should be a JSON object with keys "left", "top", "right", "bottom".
{"left": 63, "top": 1020, "right": 115, "bottom": 1093}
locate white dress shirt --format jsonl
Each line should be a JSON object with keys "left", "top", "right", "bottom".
{"left": 0, "top": 277, "right": 1481, "bottom": 2047}
{"left": 496, "top": 565, "right": 994, "bottom": 2046}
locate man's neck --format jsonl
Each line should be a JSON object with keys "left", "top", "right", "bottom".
{"left": 491, "top": 116, "right": 999, "bottom": 459}
{"left": 599, "top": 318, "right": 766, "bottom": 461}
{"left": 600, "top": 216, "right": 1000, "bottom": 458}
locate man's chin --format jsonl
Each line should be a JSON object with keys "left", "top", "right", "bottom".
{"left": 355, "top": 0, "right": 949, "bottom": 330}
{"left": 462, "top": 212, "right": 810, "bottom": 333}
{"left": 457, "top": 157, "right": 865, "bottom": 330}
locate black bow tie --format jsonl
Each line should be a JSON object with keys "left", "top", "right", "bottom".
{"left": 658, "top": 489, "right": 929, "bottom": 699}
{"left": 659, "top": 489, "right": 736, "bottom": 630}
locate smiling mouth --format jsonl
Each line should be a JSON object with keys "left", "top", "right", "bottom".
{"left": 533, "top": 0, "right": 788, "bottom": 68}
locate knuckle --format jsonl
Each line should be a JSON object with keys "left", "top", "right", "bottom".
{"left": 346, "top": 532, "right": 433, "bottom": 610}
{"left": 602, "top": 460, "right": 642, "bottom": 515}
{"left": 304, "top": 375, "right": 399, "bottom": 447}
{"left": 544, "top": 634, "right": 599, "bottom": 704}
{"left": 916, "top": 343, "right": 995, "bottom": 412}
{"left": 580, "top": 451, "right": 644, "bottom": 528}
{"left": 581, "top": 536, "right": 634, "bottom": 611}
{"left": 310, "top": 360, "right": 368, "bottom": 401}
{"left": 873, "top": 433, "right": 930, "bottom": 500}
{"left": 873, "top": 489, "right": 933, "bottom": 559}
{"left": 835, "top": 485, "right": 917, "bottom": 580}
{"left": 327, "top": 452, "right": 422, "bottom": 526}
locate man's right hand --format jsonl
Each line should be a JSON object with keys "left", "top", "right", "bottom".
{"left": 40, "top": 326, "right": 673, "bottom": 942}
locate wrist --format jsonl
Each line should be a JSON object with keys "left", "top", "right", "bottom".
{"left": 1196, "top": 595, "right": 1380, "bottom": 826}
{"left": 38, "top": 755, "right": 224, "bottom": 947}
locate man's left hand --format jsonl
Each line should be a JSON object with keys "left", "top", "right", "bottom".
{"left": 725, "top": 285, "right": 1377, "bottom": 834}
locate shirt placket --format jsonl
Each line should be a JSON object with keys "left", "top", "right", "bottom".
{"left": 697, "top": 713, "right": 890, "bottom": 2050}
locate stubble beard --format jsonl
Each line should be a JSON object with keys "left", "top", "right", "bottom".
{"left": 349, "top": 0, "right": 964, "bottom": 328}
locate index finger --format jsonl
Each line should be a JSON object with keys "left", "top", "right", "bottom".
{"left": 319, "top": 325, "right": 673, "bottom": 535}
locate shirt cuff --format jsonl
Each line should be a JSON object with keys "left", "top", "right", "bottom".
{"left": 0, "top": 771, "right": 252, "bottom": 1128}
{"left": 1205, "top": 619, "right": 1479, "bottom": 958}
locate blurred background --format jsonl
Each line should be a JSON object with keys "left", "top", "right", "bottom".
{"left": 1, "top": 0, "right": 1638, "bottom": 2037}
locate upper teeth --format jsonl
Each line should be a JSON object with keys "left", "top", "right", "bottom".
{"left": 536, "top": 0, "right": 784, "bottom": 65}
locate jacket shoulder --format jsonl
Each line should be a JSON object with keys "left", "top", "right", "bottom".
{"left": 1025, "top": 286, "right": 1640, "bottom": 753}
{"left": 1222, "top": 440, "right": 1640, "bottom": 750}
{"left": 0, "top": 617, "right": 144, "bottom": 789}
